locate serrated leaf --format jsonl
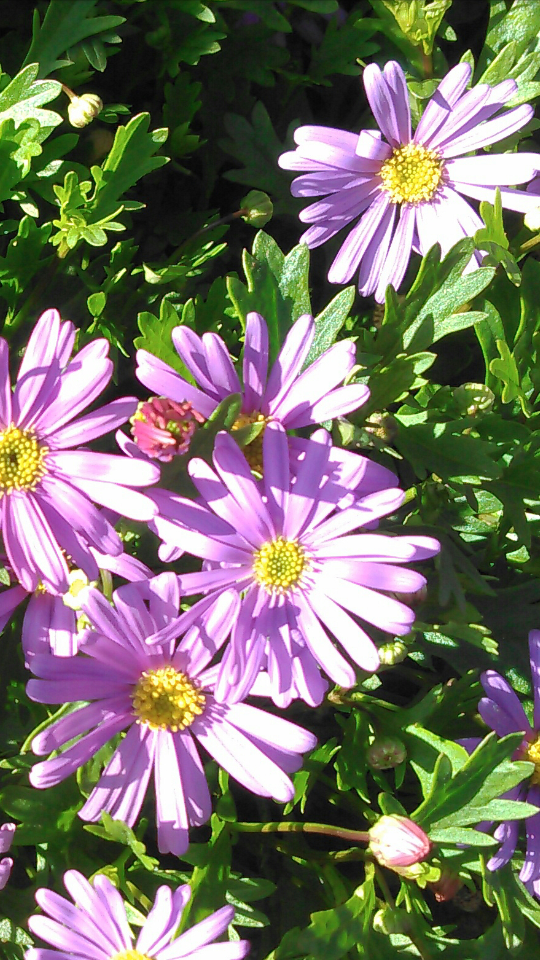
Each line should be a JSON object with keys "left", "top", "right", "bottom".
{"left": 305, "top": 286, "right": 355, "bottom": 365}
{"left": 24, "top": 0, "right": 126, "bottom": 78}
{"left": 0, "top": 64, "right": 61, "bottom": 131}
{"left": 275, "top": 880, "right": 375, "bottom": 960}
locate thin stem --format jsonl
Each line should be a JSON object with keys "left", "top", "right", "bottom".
{"left": 233, "top": 821, "right": 369, "bottom": 844}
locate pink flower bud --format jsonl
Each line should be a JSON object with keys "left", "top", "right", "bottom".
{"left": 0, "top": 823, "right": 15, "bottom": 891}
{"left": 131, "top": 397, "right": 205, "bottom": 461}
{"left": 368, "top": 815, "right": 431, "bottom": 868}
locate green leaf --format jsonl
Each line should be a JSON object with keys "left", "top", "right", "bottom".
{"left": 89, "top": 113, "right": 169, "bottom": 221}
{"left": 83, "top": 813, "right": 158, "bottom": 870}
{"left": 393, "top": 420, "right": 502, "bottom": 482}
{"left": 24, "top": 0, "right": 126, "bottom": 78}
{"left": 490, "top": 339, "right": 530, "bottom": 412}
{"left": 413, "top": 732, "right": 524, "bottom": 829}
{"left": 285, "top": 738, "right": 339, "bottom": 814}
{"left": 275, "top": 879, "right": 375, "bottom": 960}
{"left": 335, "top": 711, "right": 371, "bottom": 800}
{"left": 134, "top": 299, "right": 187, "bottom": 376}
{"left": 305, "top": 287, "right": 356, "bottom": 366}
{"left": 477, "top": 0, "right": 540, "bottom": 74}
{"left": 0, "top": 64, "right": 61, "bottom": 131}
{"left": 219, "top": 103, "right": 295, "bottom": 205}
{"left": 0, "top": 779, "right": 82, "bottom": 844}
{"left": 429, "top": 826, "right": 498, "bottom": 846}
{"left": 180, "top": 815, "right": 231, "bottom": 929}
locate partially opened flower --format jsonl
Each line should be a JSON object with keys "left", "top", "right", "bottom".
{"left": 152, "top": 425, "right": 439, "bottom": 705}
{"left": 0, "top": 309, "right": 159, "bottom": 594}
{"left": 467, "top": 631, "right": 540, "bottom": 891}
{"left": 279, "top": 61, "right": 540, "bottom": 301}
{"left": 26, "top": 870, "right": 249, "bottom": 960}
{"left": 27, "top": 573, "right": 317, "bottom": 855}
{"left": 0, "top": 823, "right": 15, "bottom": 890}
{"left": 136, "top": 311, "right": 369, "bottom": 450}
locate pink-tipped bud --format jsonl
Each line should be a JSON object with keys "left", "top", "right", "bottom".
{"left": 0, "top": 823, "right": 15, "bottom": 890}
{"left": 131, "top": 397, "right": 205, "bottom": 461}
{"left": 368, "top": 815, "right": 431, "bottom": 868}
{"left": 367, "top": 736, "right": 407, "bottom": 770}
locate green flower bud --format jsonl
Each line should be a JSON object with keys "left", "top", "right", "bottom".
{"left": 367, "top": 736, "right": 407, "bottom": 770}
{"left": 240, "top": 190, "right": 273, "bottom": 228}
{"left": 68, "top": 93, "right": 103, "bottom": 129}
{"left": 453, "top": 382, "right": 494, "bottom": 417}
{"left": 525, "top": 205, "right": 540, "bottom": 232}
{"left": 378, "top": 639, "right": 408, "bottom": 666}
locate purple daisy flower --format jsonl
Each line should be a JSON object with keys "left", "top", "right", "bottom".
{"left": 0, "top": 309, "right": 160, "bottom": 594}
{"left": 27, "top": 573, "right": 317, "bottom": 856}
{"left": 0, "top": 823, "right": 15, "bottom": 890}
{"left": 26, "top": 871, "right": 249, "bottom": 960}
{"left": 151, "top": 424, "right": 439, "bottom": 705}
{"left": 279, "top": 61, "right": 540, "bottom": 301}
{"left": 136, "top": 311, "right": 369, "bottom": 443}
{"left": 466, "top": 631, "right": 540, "bottom": 891}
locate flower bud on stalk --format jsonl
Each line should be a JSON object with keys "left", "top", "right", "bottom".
{"left": 368, "top": 815, "right": 431, "bottom": 869}
{"left": 367, "top": 736, "right": 407, "bottom": 770}
{"left": 67, "top": 93, "right": 103, "bottom": 128}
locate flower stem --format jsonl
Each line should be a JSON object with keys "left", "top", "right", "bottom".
{"left": 233, "top": 821, "right": 370, "bottom": 844}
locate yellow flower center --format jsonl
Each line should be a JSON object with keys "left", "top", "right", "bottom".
{"left": 232, "top": 412, "right": 267, "bottom": 474}
{"left": 0, "top": 425, "right": 47, "bottom": 492}
{"left": 132, "top": 666, "right": 206, "bottom": 732}
{"left": 525, "top": 736, "right": 540, "bottom": 786}
{"left": 379, "top": 143, "right": 443, "bottom": 204}
{"left": 253, "top": 537, "right": 306, "bottom": 593}
{"left": 111, "top": 951, "right": 152, "bottom": 960}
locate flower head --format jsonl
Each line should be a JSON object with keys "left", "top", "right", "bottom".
{"left": 152, "top": 425, "right": 439, "bottom": 706}
{"left": 136, "top": 311, "right": 369, "bottom": 442}
{"left": 279, "top": 61, "right": 540, "bottom": 301}
{"left": 368, "top": 815, "right": 431, "bottom": 868}
{"left": 27, "top": 573, "right": 317, "bottom": 855}
{"left": 0, "top": 309, "right": 159, "bottom": 595}
{"left": 67, "top": 93, "right": 103, "bottom": 128}
{"left": 0, "top": 823, "right": 15, "bottom": 890}
{"left": 470, "top": 630, "right": 540, "bottom": 890}
{"left": 26, "top": 870, "right": 249, "bottom": 960}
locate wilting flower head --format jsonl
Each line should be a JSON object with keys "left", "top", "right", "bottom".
{"left": 136, "top": 311, "right": 369, "bottom": 451}
{"left": 131, "top": 396, "right": 205, "bottom": 461}
{"left": 0, "top": 309, "right": 159, "bottom": 594}
{"left": 0, "top": 823, "right": 15, "bottom": 890}
{"left": 468, "top": 630, "right": 540, "bottom": 890}
{"left": 368, "top": 815, "right": 431, "bottom": 868}
{"left": 26, "top": 870, "right": 249, "bottom": 960}
{"left": 152, "top": 425, "right": 439, "bottom": 706}
{"left": 279, "top": 61, "right": 540, "bottom": 301}
{"left": 27, "top": 573, "right": 317, "bottom": 855}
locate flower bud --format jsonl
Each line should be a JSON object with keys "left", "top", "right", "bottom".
{"left": 240, "top": 190, "right": 273, "bottom": 228}
{"left": 131, "top": 397, "right": 205, "bottom": 461}
{"left": 372, "top": 906, "right": 405, "bottom": 935}
{"left": 367, "top": 736, "right": 407, "bottom": 770}
{"left": 525, "top": 205, "right": 540, "bottom": 232}
{"left": 68, "top": 93, "right": 103, "bottom": 128}
{"left": 453, "top": 382, "right": 494, "bottom": 418}
{"left": 427, "top": 869, "right": 464, "bottom": 902}
{"left": 0, "top": 823, "right": 15, "bottom": 891}
{"left": 368, "top": 815, "right": 431, "bottom": 869}
{"left": 378, "top": 639, "right": 408, "bottom": 666}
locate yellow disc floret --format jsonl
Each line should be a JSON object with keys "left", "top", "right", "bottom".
{"left": 525, "top": 736, "right": 540, "bottom": 785}
{"left": 253, "top": 537, "right": 306, "bottom": 593}
{"left": 0, "top": 425, "right": 47, "bottom": 492}
{"left": 379, "top": 143, "right": 443, "bottom": 205}
{"left": 111, "top": 951, "right": 153, "bottom": 960}
{"left": 132, "top": 666, "right": 206, "bottom": 732}
{"left": 232, "top": 412, "right": 267, "bottom": 474}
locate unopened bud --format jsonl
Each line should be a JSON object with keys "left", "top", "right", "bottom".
{"left": 368, "top": 816, "right": 431, "bottom": 869}
{"left": 364, "top": 412, "right": 398, "bottom": 442}
{"left": 427, "top": 869, "right": 464, "bottom": 902}
{"left": 240, "top": 190, "right": 273, "bottom": 228}
{"left": 68, "top": 93, "right": 103, "bottom": 128}
{"left": 453, "top": 382, "right": 494, "bottom": 417}
{"left": 367, "top": 736, "right": 406, "bottom": 770}
{"left": 525, "top": 205, "right": 540, "bottom": 232}
{"left": 372, "top": 906, "right": 405, "bottom": 935}
{"left": 378, "top": 639, "right": 408, "bottom": 666}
